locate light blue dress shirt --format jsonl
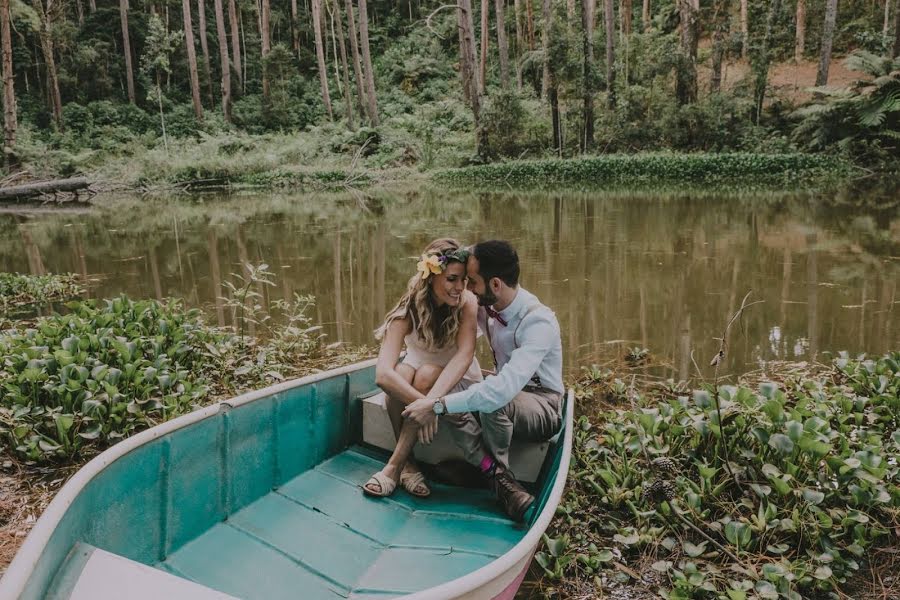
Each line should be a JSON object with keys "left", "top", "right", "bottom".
{"left": 443, "top": 287, "right": 563, "bottom": 414}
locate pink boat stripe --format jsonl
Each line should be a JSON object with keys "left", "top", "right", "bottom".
{"left": 491, "top": 552, "right": 534, "bottom": 600}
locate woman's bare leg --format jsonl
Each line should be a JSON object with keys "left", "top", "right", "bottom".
{"left": 385, "top": 363, "right": 416, "bottom": 439}
{"left": 366, "top": 364, "right": 443, "bottom": 494}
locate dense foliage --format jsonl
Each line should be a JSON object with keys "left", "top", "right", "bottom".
{"left": 540, "top": 353, "right": 900, "bottom": 598}
{"left": 2, "top": 0, "right": 898, "bottom": 180}
{"left": 0, "top": 273, "right": 84, "bottom": 312}
{"left": 0, "top": 291, "right": 350, "bottom": 462}
{"left": 436, "top": 152, "right": 852, "bottom": 187}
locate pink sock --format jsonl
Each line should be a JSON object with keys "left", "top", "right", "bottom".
{"left": 479, "top": 455, "right": 495, "bottom": 473}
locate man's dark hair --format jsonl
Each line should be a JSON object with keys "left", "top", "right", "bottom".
{"left": 472, "top": 240, "right": 520, "bottom": 286}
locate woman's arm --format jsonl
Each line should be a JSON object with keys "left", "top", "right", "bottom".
{"left": 426, "top": 293, "right": 478, "bottom": 399}
{"left": 374, "top": 318, "right": 424, "bottom": 405}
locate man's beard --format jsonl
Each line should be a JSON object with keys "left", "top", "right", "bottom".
{"left": 477, "top": 288, "right": 498, "bottom": 307}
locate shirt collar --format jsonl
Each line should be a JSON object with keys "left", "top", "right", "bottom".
{"left": 497, "top": 287, "right": 528, "bottom": 322}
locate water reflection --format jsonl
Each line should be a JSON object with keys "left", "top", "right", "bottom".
{"left": 1, "top": 189, "right": 897, "bottom": 377}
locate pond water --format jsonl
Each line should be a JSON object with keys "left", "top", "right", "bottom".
{"left": 1, "top": 187, "right": 897, "bottom": 379}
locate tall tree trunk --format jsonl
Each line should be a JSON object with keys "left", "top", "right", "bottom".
{"left": 581, "top": 0, "right": 594, "bottom": 150}
{"left": 740, "top": 0, "right": 748, "bottom": 59}
{"left": 458, "top": 0, "right": 480, "bottom": 119}
{"left": 357, "top": 0, "right": 379, "bottom": 124}
{"left": 260, "top": 0, "right": 270, "bottom": 99}
{"left": 344, "top": 0, "right": 368, "bottom": 117}
{"left": 228, "top": 0, "right": 242, "bottom": 90}
{"left": 753, "top": 0, "right": 782, "bottom": 122}
{"left": 642, "top": 0, "right": 650, "bottom": 30}
{"left": 479, "top": 0, "right": 488, "bottom": 95}
{"left": 526, "top": 0, "right": 535, "bottom": 49}
{"left": 182, "top": 0, "right": 204, "bottom": 118}
{"left": 894, "top": 0, "right": 900, "bottom": 59}
{"left": 514, "top": 0, "right": 523, "bottom": 89}
{"left": 495, "top": 0, "right": 510, "bottom": 88}
{"left": 1, "top": 0, "right": 16, "bottom": 163}
{"left": 32, "top": 0, "right": 63, "bottom": 128}
{"left": 604, "top": 0, "right": 615, "bottom": 107}
{"left": 331, "top": 0, "right": 354, "bottom": 126}
{"left": 291, "top": 0, "right": 300, "bottom": 54}
{"left": 883, "top": 0, "right": 890, "bottom": 39}
{"left": 311, "top": 0, "right": 334, "bottom": 118}
{"left": 197, "top": 0, "right": 214, "bottom": 104}
{"left": 675, "top": 0, "right": 698, "bottom": 104}
{"left": 88, "top": 0, "right": 95, "bottom": 11}
{"left": 621, "top": 0, "right": 631, "bottom": 34}
{"left": 544, "top": 0, "right": 560, "bottom": 151}
{"left": 541, "top": 0, "right": 550, "bottom": 97}
{"left": 213, "top": 0, "right": 232, "bottom": 120}
{"left": 710, "top": 0, "right": 729, "bottom": 92}
{"left": 815, "top": 0, "right": 838, "bottom": 85}
{"left": 75, "top": 0, "right": 83, "bottom": 24}
{"left": 795, "top": 0, "right": 805, "bottom": 61}
{"left": 119, "top": 0, "right": 135, "bottom": 103}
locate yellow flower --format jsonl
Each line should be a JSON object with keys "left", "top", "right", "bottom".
{"left": 416, "top": 254, "right": 444, "bottom": 279}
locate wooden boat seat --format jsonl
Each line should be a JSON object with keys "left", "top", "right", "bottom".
{"left": 53, "top": 543, "right": 237, "bottom": 600}
{"left": 360, "top": 391, "right": 555, "bottom": 483}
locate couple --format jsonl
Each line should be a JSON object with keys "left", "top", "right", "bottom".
{"left": 362, "top": 238, "right": 563, "bottom": 522}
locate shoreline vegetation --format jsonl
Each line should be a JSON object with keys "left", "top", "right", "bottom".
{"left": 1, "top": 274, "right": 898, "bottom": 599}
{"left": 0, "top": 149, "right": 869, "bottom": 200}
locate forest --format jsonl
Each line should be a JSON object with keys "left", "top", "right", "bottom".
{"left": 0, "top": 0, "right": 898, "bottom": 183}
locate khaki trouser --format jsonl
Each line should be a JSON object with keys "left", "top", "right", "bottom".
{"left": 443, "top": 387, "right": 562, "bottom": 471}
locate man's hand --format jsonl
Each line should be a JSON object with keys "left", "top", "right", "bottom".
{"left": 403, "top": 397, "right": 436, "bottom": 427}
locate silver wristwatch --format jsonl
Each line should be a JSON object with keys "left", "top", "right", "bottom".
{"left": 432, "top": 397, "right": 447, "bottom": 415}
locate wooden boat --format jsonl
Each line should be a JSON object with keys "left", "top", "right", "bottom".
{"left": 0, "top": 359, "right": 573, "bottom": 600}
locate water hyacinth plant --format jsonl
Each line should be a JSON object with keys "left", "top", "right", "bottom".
{"left": 540, "top": 353, "right": 900, "bottom": 599}
{"left": 0, "top": 297, "right": 230, "bottom": 461}
{"left": 0, "top": 273, "right": 85, "bottom": 312}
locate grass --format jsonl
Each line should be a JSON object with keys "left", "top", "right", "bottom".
{"left": 435, "top": 152, "right": 857, "bottom": 189}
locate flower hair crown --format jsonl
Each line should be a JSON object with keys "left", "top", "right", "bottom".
{"left": 416, "top": 248, "right": 470, "bottom": 279}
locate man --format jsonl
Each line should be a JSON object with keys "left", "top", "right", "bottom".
{"left": 403, "top": 240, "right": 564, "bottom": 521}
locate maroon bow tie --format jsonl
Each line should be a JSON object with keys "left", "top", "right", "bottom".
{"left": 485, "top": 306, "right": 507, "bottom": 327}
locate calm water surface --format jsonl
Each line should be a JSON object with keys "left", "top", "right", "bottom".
{"left": 1, "top": 188, "right": 897, "bottom": 379}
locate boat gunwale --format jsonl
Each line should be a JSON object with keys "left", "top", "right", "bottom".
{"left": 0, "top": 358, "right": 573, "bottom": 600}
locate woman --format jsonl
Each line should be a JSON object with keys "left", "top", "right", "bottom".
{"left": 363, "top": 238, "right": 482, "bottom": 498}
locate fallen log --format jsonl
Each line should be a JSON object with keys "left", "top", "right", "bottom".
{"left": 0, "top": 177, "right": 91, "bottom": 201}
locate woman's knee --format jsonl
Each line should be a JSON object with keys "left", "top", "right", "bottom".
{"left": 412, "top": 364, "right": 443, "bottom": 394}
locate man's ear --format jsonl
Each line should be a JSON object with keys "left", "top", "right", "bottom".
{"left": 489, "top": 277, "right": 503, "bottom": 293}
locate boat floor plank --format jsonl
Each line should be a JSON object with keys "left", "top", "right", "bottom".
{"left": 157, "top": 448, "right": 526, "bottom": 598}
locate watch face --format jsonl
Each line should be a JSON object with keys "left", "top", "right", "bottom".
{"left": 433, "top": 400, "right": 444, "bottom": 415}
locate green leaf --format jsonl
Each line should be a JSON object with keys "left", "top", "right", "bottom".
{"left": 768, "top": 433, "right": 794, "bottom": 454}
{"left": 802, "top": 489, "right": 825, "bottom": 505}
{"left": 814, "top": 565, "right": 833, "bottom": 580}
{"left": 683, "top": 541, "right": 707, "bottom": 557}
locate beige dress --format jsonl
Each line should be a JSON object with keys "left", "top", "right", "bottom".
{"left": 401, "top": 330, "right": 483, "bottom": 392}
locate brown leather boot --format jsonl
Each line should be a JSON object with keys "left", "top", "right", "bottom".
{"left": 489, "top": 465, "right": 534, "bottom": 522}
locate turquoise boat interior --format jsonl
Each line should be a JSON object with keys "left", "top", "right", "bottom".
{"left": 6, "top": 362, "right": 570, "bottom": 600}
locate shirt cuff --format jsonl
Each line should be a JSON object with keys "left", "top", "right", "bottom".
{"left": 443, "top": 390, "right": 471, "bottom": 414}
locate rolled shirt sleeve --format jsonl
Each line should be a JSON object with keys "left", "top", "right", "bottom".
{"left": 443, "top": 316, "right": 556, "bottom": 414}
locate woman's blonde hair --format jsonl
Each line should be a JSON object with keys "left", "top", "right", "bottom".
{"left": 375, "top": 238, "right": 467, "bottom": 351}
